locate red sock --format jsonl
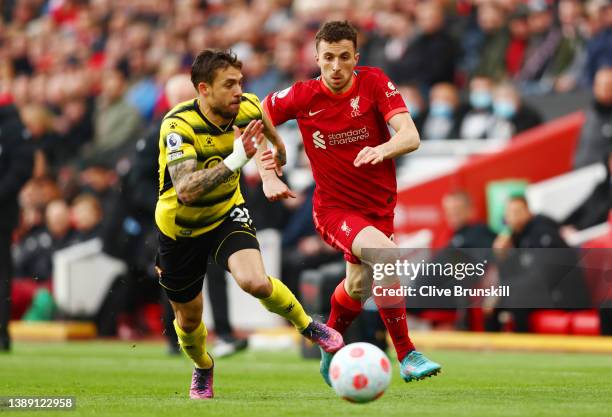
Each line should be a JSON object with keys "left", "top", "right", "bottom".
{"left": 373, "top": 282, "right": 415, "bottom": 361}
{"left": 326, "top": 279, "right": 362, "bottom": 335}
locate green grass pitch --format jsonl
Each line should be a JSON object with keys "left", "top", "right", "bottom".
{"left": 1, "top": 341, "right": 611, "bottom": 417}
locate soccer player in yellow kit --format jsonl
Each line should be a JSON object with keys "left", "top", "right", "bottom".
{"left": 154, "top": 49, "right": 344, "bottom": 399}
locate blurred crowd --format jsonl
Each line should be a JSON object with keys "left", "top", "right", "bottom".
{"left": 1, "top": 0, "right": 611, "bottom": 160}
{"left": 1, "top": 0, "right": 611, "bottom": 336}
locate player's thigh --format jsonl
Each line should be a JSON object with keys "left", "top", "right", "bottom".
{"left": 210, "top": 205, "right": 270, "bottom": 298}
{"left": 351, "top": 226, "right": 401, "bottom": 291}
{"left": 313, "top": 209, "right": 375, "bottom": 264}
{"left": 156, "top": 230, "right": 208, "bottom": 310}
{"left": 351, "top": 225, "right": 397, "bottom": 262}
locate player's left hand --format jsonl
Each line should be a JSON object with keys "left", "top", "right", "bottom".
{"left": 354, "top": 146, "right": 384, "bottom": 167}
{"left": 262, "top": 175, "right": 297, "bottom": 201}
{"left": 261, "top": 145, "right": 287, "bottom": 177}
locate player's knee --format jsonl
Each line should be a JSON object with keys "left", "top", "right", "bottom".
{"left": 176, "top": 314, "right": 201, "bottom": 333}
{"left": 238, "top": 275, "right": 272, "bottom": 298}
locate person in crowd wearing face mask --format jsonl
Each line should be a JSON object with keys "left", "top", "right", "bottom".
{"left": 398, "top": 84, "right": 427, "bottom": 133}
{"left": 487, "top": 82, "right": 543, "bottom": 140}
{"left": 459, "top": 75, "right": 495, "bottom": 139}
{"left": 422, "top": 83, "right": 464, "bottom": 140}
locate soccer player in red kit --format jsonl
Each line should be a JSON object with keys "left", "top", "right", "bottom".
{"left": 260, "top": 21, "right": 441, "bottom": 385}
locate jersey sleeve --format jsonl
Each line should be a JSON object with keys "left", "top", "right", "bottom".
{"left": 159, "top": 117, "right": 197, "bottom": 166}
{"left": 241, "top": 93, "right": 264, "bottom": 120}
{"left": 372, "top": 70, "right": 408, "bottom": 123}
{"left": 262, "top": 85, "right": 298, "bottom": 126}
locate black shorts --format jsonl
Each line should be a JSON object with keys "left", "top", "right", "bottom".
{"left": 155, "top": 204, "right": 259, "bottom": 303}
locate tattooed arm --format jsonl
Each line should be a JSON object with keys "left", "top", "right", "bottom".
{"left": 168, "top": 119, "right": 264, "bottom": 205}
{"left": 169, "top": 158, "right": 233, "bottom": 205}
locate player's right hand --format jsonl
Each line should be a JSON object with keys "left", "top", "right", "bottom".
{"left": 224, "top": 120, "right": 264, "bottom": 172}
{"left": 233, "top": 119, "right": 264, "bottom": 159}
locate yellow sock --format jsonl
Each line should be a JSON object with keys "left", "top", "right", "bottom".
{"left": 173, "top": 320, "right": 213, "bottom": 369}
{"left": 260, "top": 277, "right": 312, "bottom": 332}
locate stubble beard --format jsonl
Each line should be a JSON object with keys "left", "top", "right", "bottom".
{"left": 211, "top": 103, "right": 239, "bottom": 120}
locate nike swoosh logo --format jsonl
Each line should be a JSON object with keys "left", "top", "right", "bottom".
{"left": 308, "top": 109, "right": 325, "bottom": 116}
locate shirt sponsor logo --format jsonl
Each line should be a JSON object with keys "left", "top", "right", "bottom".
{"left": 168, "top": 150, "right": 184, "bottom": 161}
{"left": 350, "top": 96, "right": 362, "bottom": 117}
{"left": 327, "top": 127, "right": 369, "bottom": 145}
{"left": 313, "top": 130, "right": 326, "bottom": 149}
{"left": 386, "top": 81, "right": 399, "bottom": 98}
{"left": 166, "top": 132, "right": 182, "bottom": 151}
{"left": 312, "top": 127, "right": 370, "bottom": 149}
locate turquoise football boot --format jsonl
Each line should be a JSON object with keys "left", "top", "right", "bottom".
{"left": 319, "top": 347, "right": 334, "bottom": 387}
{"left": 399, "top": 351, "right": 441, "bottom": 382}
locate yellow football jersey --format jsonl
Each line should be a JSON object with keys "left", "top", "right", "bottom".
{"left": 155, "top": 93, "right": 263, "bottom": 239}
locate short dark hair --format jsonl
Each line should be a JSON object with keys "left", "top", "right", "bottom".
{"left": 315, "top": 20, "right": 358, "bottom": 50}
{"left": 191, "top": 49, "right": 242, "bottom": 87}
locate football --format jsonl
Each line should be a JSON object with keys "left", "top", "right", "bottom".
{"left": 329, "top": 342, "right": 392, "bottom": 403}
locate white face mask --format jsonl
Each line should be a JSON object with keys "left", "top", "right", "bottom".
{"left": 493, "top": 100, "right": 517, "bottom": 119}
{"left": 470, "top": 91, "right": 492, "bottom": 109}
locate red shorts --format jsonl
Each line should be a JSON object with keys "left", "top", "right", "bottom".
{"left": 313, "top": 208, "right": 394, "bottom": 264}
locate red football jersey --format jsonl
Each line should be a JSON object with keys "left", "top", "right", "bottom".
{"left": 263, "top": 66, "right": 408, "bottom": 217}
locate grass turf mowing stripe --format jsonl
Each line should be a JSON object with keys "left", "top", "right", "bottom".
{"left": 0, "top": 341, "right": 610, "bottom": 417}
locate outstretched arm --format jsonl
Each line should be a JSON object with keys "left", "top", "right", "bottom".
{"left": 256, "top": 112, "right": 287, "bottom": 177}
{"left": 353, "top": 112, "right": 420, "bottom": 167}
{"left": 255, "top": 113, "right": 297, "bottom": 201}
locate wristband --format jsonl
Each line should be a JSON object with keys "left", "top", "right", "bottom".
{"left": 223, "top": 137, "right": 250, "bottom": 171}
